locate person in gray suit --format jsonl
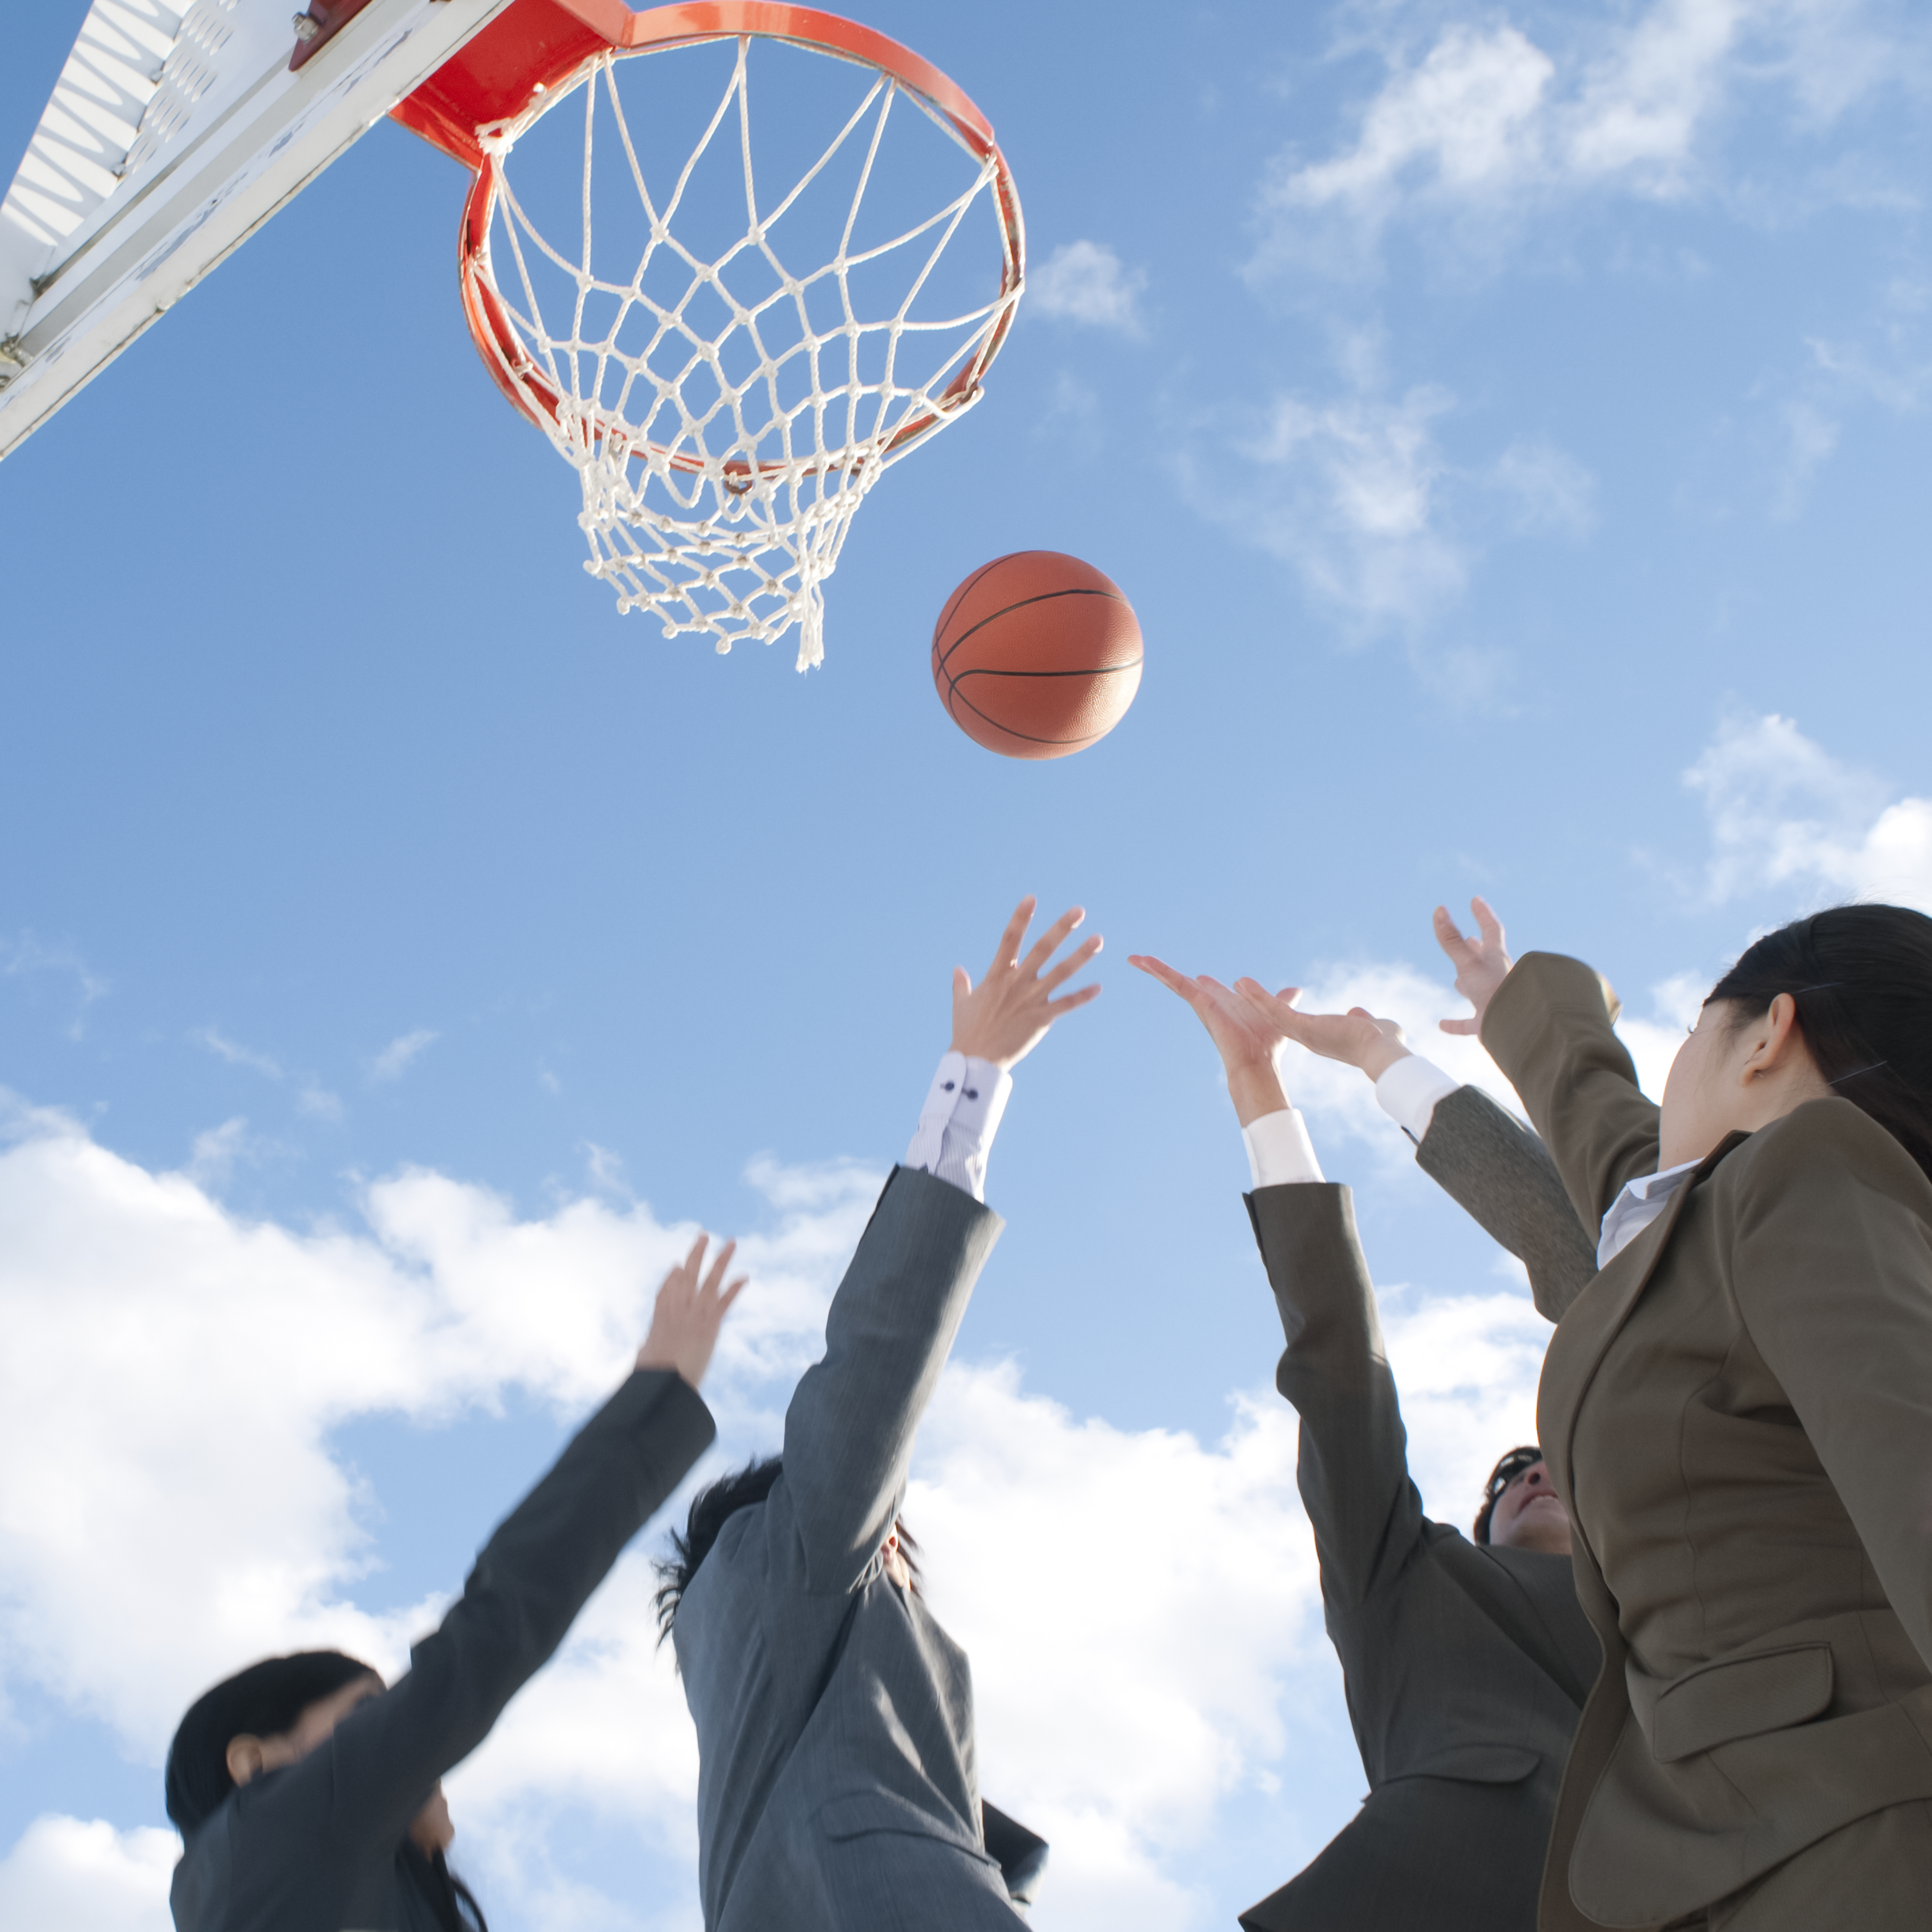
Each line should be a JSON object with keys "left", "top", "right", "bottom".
{"left": 655, "top": 897, "right": 1099, "bottom": 1932}
{"left": 1134, "top": 900, "right": 1601, "bottom": 1932}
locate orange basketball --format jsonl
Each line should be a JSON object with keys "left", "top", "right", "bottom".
{"left": 930, "top": 551, "right": 1144, "bottom": 759}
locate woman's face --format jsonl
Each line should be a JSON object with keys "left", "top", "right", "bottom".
{"left": 1659, "top": 1000, "right": 1745, "bottom": 1169}
{"left": 1658, "top": 992, "right": 1828, "bottom": 1167}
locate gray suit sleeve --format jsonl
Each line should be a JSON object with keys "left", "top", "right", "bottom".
{"left": 1415, "top": 1086, "right": 1599, "bottom": 1323}
{"left": 267, "top": 1369, "right": 715, "bottom": 1859}
{"left": 781, "top": 1165, "right": 1003, "bottom": 1595}
{"left": 1246, "top": 1183, "right": 1420, "bottom": 1609}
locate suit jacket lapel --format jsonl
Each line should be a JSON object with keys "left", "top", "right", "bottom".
{"left": 1539, "top": 1133, "right": 1749, "bottom": 1562}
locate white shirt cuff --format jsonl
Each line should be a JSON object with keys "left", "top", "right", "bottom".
{"left": 1242, "top": 1108, "right": 1325, "bottom": 1188}
{"left": 1374, "top": 1055, "right": 1460, "bottom": 1145}
{"left": 904, "top": 1051, "right": 1012, "bottom": 1203}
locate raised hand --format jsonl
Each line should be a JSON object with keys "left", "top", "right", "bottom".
{"left": 1129, "top": 954, "right": 1291, "bottom": 1125}
{"left": 1433, "top": 896, "right": 1512, "bottom": 1038}
{"left": 951, "top": 897, "right": 1102, "bottom": 1069}
{"left": 1229, "top": 982, "right": 1413, "bottom": 1084}
{"left": 638, "top": 1235, "right": 747, "bottom": 1391}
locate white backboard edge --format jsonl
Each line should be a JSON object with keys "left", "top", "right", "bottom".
{"left": 0, "top": 0, "right": 515, "bottom": 462}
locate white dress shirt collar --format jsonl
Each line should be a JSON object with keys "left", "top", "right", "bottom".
{"left": 1596, "top": 1158, "right": 1701, "bottom": 1267}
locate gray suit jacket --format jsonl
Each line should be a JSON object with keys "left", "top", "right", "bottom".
{"left": 673, "top": 1165, "right": 1028, "bottom": 1932}
{"left": 172, "top": 1369, "right": 715, "bottom": 1932}
{"left": 1239, "top": 1089, "right": 1601, "bottom": 1932}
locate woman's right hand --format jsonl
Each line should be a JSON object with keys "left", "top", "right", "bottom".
{"left": 1434, "top": 896, "right": 1513, "bottom": 1038}
{"left": 638, "top": 1235, "right": 747, "bottom": 1391}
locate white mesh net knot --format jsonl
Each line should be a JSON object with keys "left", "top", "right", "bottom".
{"left": 472, "top": 39, "right": 1022, "bottom": 670}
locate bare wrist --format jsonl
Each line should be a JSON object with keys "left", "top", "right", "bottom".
{"left": 1227, "top": 1060, "right": 1290, "bottom": 1128}
{"left": 1359, "top": 1038, "right": 1413, "bottom": 1083}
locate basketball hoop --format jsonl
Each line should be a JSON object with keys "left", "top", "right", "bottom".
{"left": 396, "top": 0, "right": 1025, "bottom": 669}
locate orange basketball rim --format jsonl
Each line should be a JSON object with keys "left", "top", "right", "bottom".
{"left": 395, "top": 0, "right": 1024, "bottom": 480}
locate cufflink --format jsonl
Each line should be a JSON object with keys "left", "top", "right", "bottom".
{"left": 964, "top": 1088, "right": 979, "bottom": 1100}
{"left": 942, "top": 1081, "right": 956, "bottom": 1092}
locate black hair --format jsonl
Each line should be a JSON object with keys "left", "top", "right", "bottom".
{"left": 167, "top": 1651, "right": 490, "bottom": 1931}
{"left": 416, "top": 1845, "right": 491, "bottom": 1932}
{"left": 165, "top": 1650, "right": 376, "bottom": 1833}
{"left": 652, "top": 1454, "right": 923, "bottom": 1641}
{"left": 654, "top": 1456, "right": 786, "bottom": 1640}
{"left": 1474, "top": 1445, "right": 1544, "bottom": 1544}
{"left": 1706, "top": 903, "right": 1932, "bottom": 1184}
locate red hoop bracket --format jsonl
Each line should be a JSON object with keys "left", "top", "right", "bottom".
{"left": 393, "top": 0, "right": 1023, "bottom": 458}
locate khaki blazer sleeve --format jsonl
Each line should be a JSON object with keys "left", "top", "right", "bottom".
{"left": 1480, "top": 951, "right": 1663, "bottom": 1229}
{"left": 1728, "top": 1100, "right": 1932, "bottom": 1674}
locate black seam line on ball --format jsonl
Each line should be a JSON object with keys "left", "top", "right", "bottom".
{"left": 936, "top": 586, "right": 1131, "bottom": 676}
{"left": 949, "top": 659, "right": 1144, "bottom": 683}
{"left": 950, "top": 682, "right": 1105, "bottom": 747}
{"left": 931, "top": 554, "right": 1017, "bottom": 649}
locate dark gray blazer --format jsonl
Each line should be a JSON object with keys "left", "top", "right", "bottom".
{"left": 171, "top": 1368, "right": 716, "bottom": 1932}
{"left": 673, "top": 1165, "right": 1032, "bottom": 1932}
{"left": 1239, "top": 1088, "right": 1601, "bottom": 1932}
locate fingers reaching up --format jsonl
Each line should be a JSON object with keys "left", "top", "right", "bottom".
{"left": 1131, "top": 954, "right": 1297, "bottom": 1125}
{"left": 638, "top": 1235, "right": 747, "bottom": 1392}
{"left": 1128, "top": 955, "right": 1292, "bottom": 1075}
{"left": 1230, "top": 982, "right": 1413, "bottom": 1082}
{"left": 951, "top": 896, "right": 1103, "bottom": 1069}
{"left": 1433, "top": 896, "right": 1512, "bottom": 1037}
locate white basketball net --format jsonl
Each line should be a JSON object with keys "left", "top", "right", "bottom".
{"left": 474, "top": 40, "right": 1021, "bottom": 670}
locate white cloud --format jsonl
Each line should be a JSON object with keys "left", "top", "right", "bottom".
{"left": 0, "top": 1816, "right": 173, "bottom": 1932}
{"left": 0, "top": 1094, "right": 1554, "bottom": 1929}
{"left": 1490, "top": 437, "right": 1596, "bottom": 533}
{"left": 1028, "top": 240, "right": 1147, "bottom": 334}
{"left": 183, "top": 1115, "right": 256, "bottom": 1189}
{"left": 1770, "top": 398, "right": 1840, "bottom": 518}
{"left": 1684, "top": 711, "right": 1932, "bottom": 910}
{"left": 1253, "top": 956, "right": 1527, "bottom": 1151}
{"left": 1380, "top": 1287, "right": 1548, "bottom": 1520}
{"left": 369, "top": 1028, "right": 439, "bottom": 1083}
{"left": 297, "top": 1085, "right": 345, "bottom": 1123}
{"left": 1614, "top": 971, "right": 1705, "bottom": 1104}
{"left": 912, "top": 1366, "right": 1316, "bottom": 1924}
{"left": 193, "top": 1027, "right": 281, "bottom": 1081}
{"left": 194, "top": 1029, "right": 344, "bottom": 1125}
{"left": 1192, "top": 376, "right": 1593, "bottom": 630}
{"left": 1217, "top": 384, "right": 1466, "bottom": 625}
{"left": 1279, "top": 25, "right": 1554, "bottom": 215}
{"left": 0, "top": 1098, "right": 867, "bottom": 1761}
{"left": 1033, "top": 370, "right": 1104, "bottom": 454}
{"left": 1, "top": 931, "right": 108, "bottom": 1038}
{"left": 1253, "top": 0, "right": 1918, "bottom": 277}
{"left": 1565, "top": 0, "right": 1747, "bottom": 184}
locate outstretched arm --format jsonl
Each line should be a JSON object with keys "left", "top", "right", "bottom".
{"left": 296, "top": 1243, "right": 738, "bottom": 1858}
{"left": 1481, "top": 953, "right": 1662, "bottom": 1227}
{"left": 1216, "top": 907, "right": 1597, "bottom": 1317}
{"left": 1416, "top": 1088, "right": 1598, "bottom": 1321}
{"left": 783, "top": 900, "right": 1101, "bottom": 1594}
{"left": 1134, "top": 953, "right": 1418, "bottom": 1599}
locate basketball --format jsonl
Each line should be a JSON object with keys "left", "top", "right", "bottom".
{"left": 930, "top": 551, "right": 1144, "bottom": 759}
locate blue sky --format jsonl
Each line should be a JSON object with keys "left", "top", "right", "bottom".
{"left": 5, "top": 1, "right": 1932, "bottom": 1925}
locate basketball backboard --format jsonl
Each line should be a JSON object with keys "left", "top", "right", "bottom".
{"left": 0, "top": 0, "right": 517, "bottom": 461}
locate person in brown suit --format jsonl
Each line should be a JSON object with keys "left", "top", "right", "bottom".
{"left": 1241, "top": 902, "right": 1932, "bottom": 1931}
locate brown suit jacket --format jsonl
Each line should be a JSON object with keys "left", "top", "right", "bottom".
{"left": 1483, "top": 953, "right": 1932, "bottom": 1929}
